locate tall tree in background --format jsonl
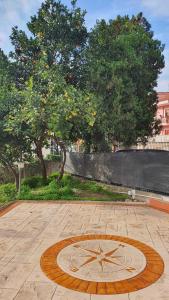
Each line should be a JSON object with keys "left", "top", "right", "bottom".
{"left": 84, "top": 13, "right": 164, "bottom": 152}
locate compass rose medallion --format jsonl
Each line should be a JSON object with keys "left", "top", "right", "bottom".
{"left": 40, "top": 234, "right": 164, "bottom": 295}
{"left": 70, "top": 243, "right": 136, "bottom": 274}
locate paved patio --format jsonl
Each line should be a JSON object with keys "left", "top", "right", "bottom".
{"left": 0, "top": 202, "right": 169, "bottom": 299}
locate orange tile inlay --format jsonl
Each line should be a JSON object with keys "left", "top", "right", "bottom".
{"left": 149, "top": 198, "right": 169, "bottom": 214}
{"left": 40, "top": 234, "right": 164, "bottom": 295}
{"left": 0, "top": 201, "right": 20, "bottom": 217}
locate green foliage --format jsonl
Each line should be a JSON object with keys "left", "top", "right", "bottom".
{"left": 76, "top": 180, "right": 112, "bottom": 194}
{"left": 78, "top": 181, "right": 104, "bottom": 193}
{"left": 61, "top": 174, "right": 76, "bottom": 186}
{"left": 19, "top": 176, "right": 75, "bottom": 200}
{"left": 48, "top": 179, "right": 74, "bottom": 197}
{"left": 10, "top": 0, "right": 88, "bottom": 87}
{"left": 5, "top": 0, "right": 96, "bottom": 169}
{"left": 17, "top": 184, "right": 31, "bottom": 200}
{"left": 48, "top": 172, "right": 60, "bottom": 182}
{"left": 0, "top": 183, "right": 16, "bottom": 203}
{"left": 0, "top": 49, "right": 32, "bottom": 189}
{"left": 0, "top": 1, "right": 165, "bottom": 189}
{"left": 83, "top": 13, "right": 164, "bottom": 151}
{"left": 5, "top": 0, "right": 93, "bottom": 182}
{"left": 22, "top": 176, "right": 47, "bottom": 188}
{"left": 48, "top": 179, "right": 60, "bottom": 191}
{"left": 16, "top": 173, "right": 127, "bottom": 201}
{"left": 48, "top": 173, "right": 80, "bottom": 186}
{"left": 59, "top": 186, "right": 74, "bottom": 197}
{"left": 4, "top": 52, "right": 96, "bottom": 183}
{"left": 20, "top": 184, "right": 31, "bottom": 194}
{"left": 46, "top": 154, "right": 62, "bottom": 162}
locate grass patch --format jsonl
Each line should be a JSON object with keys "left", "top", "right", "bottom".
{"left": 17, "top": 174, "right": 128, "bottom": 201}
{"left": 0, "top": 173, "right": 128, "bottom": 203}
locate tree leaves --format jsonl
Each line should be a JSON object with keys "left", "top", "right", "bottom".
{"left": 0, "top": 4, "right": 165, "bottom": 157}
{"left": 84, "top": 13, "right": 164, "bottom": 149}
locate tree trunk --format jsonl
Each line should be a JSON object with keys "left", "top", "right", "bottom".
{"left": 5, "top": 163, "right": 19, "bottom": 191}
{"left": 0, "top": 155, "right": 19, "bottom": 190}
{"left": 57, "top": 140, "right": 66, "bottom": 182}
{"left": 47, "top": 135, "right": 66, "bottom": 182}
{"left": 36, "top": 144, "right": 47, "bottom": 181}
{"left": 11, "top": 168, "right": 19, "bottom": 191}
{"left": 113, "top": 144, "right": 117, "bottom": 152}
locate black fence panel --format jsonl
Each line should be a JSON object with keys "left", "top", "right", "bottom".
{"left": 65, "top": 151, "right": 169, "bottom": 194}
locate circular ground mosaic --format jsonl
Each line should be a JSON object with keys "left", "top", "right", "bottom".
{"left": 40, "top": 235, "right": 164, "bottom": 295}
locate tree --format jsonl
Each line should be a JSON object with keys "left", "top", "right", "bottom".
{"left": 0, "top": 137, "right": 31, "bottom": 190}
{"left": 5, "top": 54, "right": 96, "bottom": 180}
{"left": 0, "top": 49, "right": 32, "bottom": 189}
{"left": 4, "top": 4, "right": 166, "bottom": 159}
{"left": 84, "top": 13, "right": 164, "bottom": 151}
{"left": 7, "top": 0, "right": 90, "bottom": 178}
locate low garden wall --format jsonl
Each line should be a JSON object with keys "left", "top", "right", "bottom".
{"left": 23, "top": 160, "right": 60, "bottom": 178}
{"left": 65, "top": 151, "right": 169, "bottom": 195}
{"left": 0, "top": 160, "right": 60, "bottom": 184}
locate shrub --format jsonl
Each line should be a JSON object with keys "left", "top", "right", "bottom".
{"left": 61, "top": 174, "right": 80, "bottom": 187}
{"left": 0, "top": 183, "right": 16, "bottom": 202}
{"left": 48, "top": 180, "right": 60, "bottom": 191}
{"left": 22, "top": 176, "right": 46, "bottom": 188}
{"left": 48, "top": 172, "right": 60, "bottom": 183}
{"left": 59, "top": 186, "right": 74, "bottom": 197}
{"left": 17, "top": 185, "right": 31, "bottom": 200}
{"left": 20, "top": 184, "right": 31, "bottom": 194}
{"left": 39, "top": 180, "right": 73, "bottom": 196}
{"left": 48, "top": 173, "right": 80, "bottom": 187}
{"left": 61, "top": 174, "right": 72, "bottom": 186}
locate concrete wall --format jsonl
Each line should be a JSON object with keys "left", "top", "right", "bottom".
{"left": 23, "top": 161, "right": 60, "bottom": 178}
{"left": 65, "top": 151, "right": 169, "bottom": 195}
{"left": 0, "top": 161, "right": 60, "bottom": 184}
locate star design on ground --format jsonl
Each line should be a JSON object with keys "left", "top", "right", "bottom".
{"left": 70, "top": 243, "right": 136, "bottom": 273}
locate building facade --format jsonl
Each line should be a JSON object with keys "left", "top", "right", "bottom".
{"left": 157, "top": 92, "right": 169, "bottom": 135}
{"left": 137, "top": 92, "right": 169, "bottom": 150}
